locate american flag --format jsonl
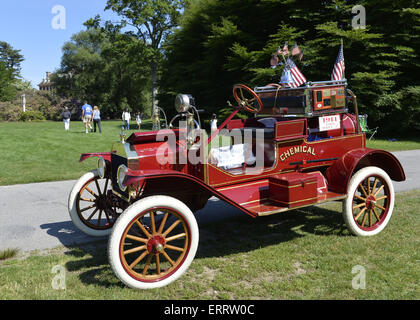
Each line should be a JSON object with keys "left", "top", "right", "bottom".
{"left": 299, "top": 48, "right": 305, "bottom": 61}
{"left": 331, "top": 42, "right": 345, "bottom": 81}
{"left": 291, "top": 43, "right": 300, "bottom": 56}
{"left": 282, "top": 42, "right": 289, "bottom": 56}
{"left": 284, "top": 58, "right": 306, "bottom": 88}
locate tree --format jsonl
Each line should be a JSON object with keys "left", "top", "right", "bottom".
{"left": 159, "top": 0, "right": 312, "bottom": 117}
{"left": 0, "top": 41, "right": 24, "bottom": 101}
{"left": 105, "top": 0, "right": 185, "bottom": 129}
{"left": 0, "top": 60, "right": 16, "bottom": 101}
{"left": 53, "top": 26, "right": 152, "bottom": 119}
{"left": 0, "top": 41, "right": 24, "bottom": 78}
{"left": 52, "top": 28, "right": 107, "bottom": 116}
{"left": 354, "top": 0, "right": 420, "bottom": 133}
{"left": 159, "top": 0, "right": 419, "bottom": 135}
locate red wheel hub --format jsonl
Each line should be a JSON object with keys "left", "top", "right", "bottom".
{"left": 365, "top": 195, "right": 376, "bottom": 210}
{"left": 147, "top": 235, "right": 166, "bottom": 254}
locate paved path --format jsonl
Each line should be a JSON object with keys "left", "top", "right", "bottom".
{"left": 0, "top": 150, "right": 419, "bottom": 252}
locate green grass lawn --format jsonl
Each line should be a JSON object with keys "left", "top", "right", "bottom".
{"left": 0, "top": 190, "right": 419, "bottom": 300}
{"left": 0, "top": 120, "right": 153, "bottom": 186}
{"left": 366, "top": 137, "right": 420, "bottom": 152}
{"left": 0, "top": 120, "right": 419, "bottom": 186}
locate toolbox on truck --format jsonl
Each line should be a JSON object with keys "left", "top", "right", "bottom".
{"left": 268, "top": 172, "right": 318, "bottom": 208}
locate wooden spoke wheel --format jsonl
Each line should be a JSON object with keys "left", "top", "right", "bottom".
{"left": 343, "top": 167, "right": 395, "bottom": 236}
{"left": 108, "top": 196, "right": 198, "bottom": 289}
{"left": 68, "top": 170, "right": 123, "bottom": 237}
{"left": 233, "top": 84, "right": 263, "bottom": 113}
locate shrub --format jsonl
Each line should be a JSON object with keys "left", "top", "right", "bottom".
{"left": 19, "top": 110, "right": 46, "bottom": 122}
{"left": 0, "top": 89, "right": 69, "bottom": 122}
{"left": 0, "top": 101, "right": 20, "bottom": 121}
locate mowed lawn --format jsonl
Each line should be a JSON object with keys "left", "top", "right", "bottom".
{"left": 0, "top": 190, "right": 419, "bottom": 300}
{"left": 0, "top": 120, "right": 153, "bottom": 186}
{"left": 1, "top": 120, "right": 420, "bottom": 186}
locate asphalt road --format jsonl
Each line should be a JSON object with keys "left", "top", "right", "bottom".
{"left": 0, "top": 150, "right": 419, "bottom": 252}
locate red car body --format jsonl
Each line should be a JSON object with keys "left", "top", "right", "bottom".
{"left": 71, "top": 79, "right": 405, "bottom": 289}
{"left": 79, "top": 82, "right": 405, "bottom": 218}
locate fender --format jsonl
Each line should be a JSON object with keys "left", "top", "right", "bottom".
{"left": 123, "top": 168, "right": 258, "bottom": 218}
{"left": 325, "top": 148, "right": 406, "bottom": 194}
{"left": 79, "top": 152, "right": 111, "bottom": 163}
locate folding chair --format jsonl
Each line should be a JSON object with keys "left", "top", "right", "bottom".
{"left": 359, "top": 114, "right": 378, "bottom": 140}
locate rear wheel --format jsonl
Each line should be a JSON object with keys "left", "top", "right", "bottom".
{"left": 343, "top": 167, "right": 394, "bottom": 236}
{"left": 108, "top": 195, "right": 199, "bottom": 289}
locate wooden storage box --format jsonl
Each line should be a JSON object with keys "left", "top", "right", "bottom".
{"left": 268, "top": 172, "right": 318, "bottom": 208}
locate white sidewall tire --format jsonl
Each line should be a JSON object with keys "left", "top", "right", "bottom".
{"left": 343, "top": 166, "right": 394, "bottom": 237}
{"left": 108, "top": 195, "right": 199, "bottom": 290}
{"left": 68, "top": 170, "right": 112, "bottom": 237}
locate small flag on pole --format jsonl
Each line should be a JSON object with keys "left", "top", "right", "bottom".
{"left": 331, "top": 41, "right": 345, "bottom": 81}
{"left": 283, "top": 58, "right": 306, "bottom": 88}
{"left": 299, "top": 48, "right": 305, "bottom": 61}
{"left": 282, "top": 42, "right": 289, "bottom": 56}
{"left": 270, "top": 54, "right": 279, "bottom": 68}
{"left": 291, "top": 43, "right": 300, "bottom": 56}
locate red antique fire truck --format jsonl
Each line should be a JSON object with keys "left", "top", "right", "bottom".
{"left": 68, "top": 79, "right": 405, "bottom": 289}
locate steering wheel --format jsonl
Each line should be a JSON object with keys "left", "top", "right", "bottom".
{"left": 265, "top": 83, "right": 281, "bottom": 88}
{"left": 233, "top": 84, "right": 263, "bottom": 113}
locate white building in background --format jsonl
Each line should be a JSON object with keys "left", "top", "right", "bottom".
{"left": 38, "top": 72, "right": 55, "bottom": 92}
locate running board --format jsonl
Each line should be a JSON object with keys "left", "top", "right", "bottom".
{"left": 248, "top": 193, "right": 347, "bottom": 217}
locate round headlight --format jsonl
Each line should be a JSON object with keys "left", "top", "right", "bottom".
{"left": 97, "top": 157, "right": 106, "bottom": 179}
{"left": 117, "top": 164, "right": 128, "bottom": 192}
{"left": 175, "top": 94, "right": 191, "bottom": 113}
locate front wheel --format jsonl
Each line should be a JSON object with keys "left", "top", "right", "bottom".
{"left": 343, "top": 166, "right": 395, "bottom": 236}
{"left": 108, "top": 195, "right": 199, "bottom": 289}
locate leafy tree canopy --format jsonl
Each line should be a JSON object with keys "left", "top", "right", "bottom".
{"left": 0, "top": 41, "right": 24, "bottom": 101}
{"left": 0, "top": 41, "right": 24, "bottom": 77}
{"left": 53, "top": 26, "right": 152, "bottom": 118}
{"left": 158, "top": 0, "right": 419, "bottom": 134}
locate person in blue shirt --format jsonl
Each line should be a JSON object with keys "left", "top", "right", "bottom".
{"left": 81, "top": 101, "right": 93, "bottom": 133}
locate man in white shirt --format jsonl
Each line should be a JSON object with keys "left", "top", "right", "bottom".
{"left": 122, "top": 108, "right": 131, "bottom": 130}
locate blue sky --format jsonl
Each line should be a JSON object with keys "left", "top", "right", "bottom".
{"left": 0, "top": 0, "right": 120, "bottom": 87}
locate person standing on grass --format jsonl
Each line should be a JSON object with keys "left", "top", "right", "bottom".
{"left": 210, "top": 113, "right": 218, "bottom": 133}
{"left": 122, "top": 108, "right": 131, "bottom": 130}
{"left": 81, "top": 101, "right": 93, "bottom": 134}
{"left": 136, "top": 112, "right": 142, "bottom": 130}
{"left": 62, "top": 107, "right": 71, "bottom": 131}
{"left": 93, "top": 106, "right": 102, "bottom": 133}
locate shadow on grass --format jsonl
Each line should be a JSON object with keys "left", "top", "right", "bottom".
{"left": 46, "top": 201, "right": 348, "bottom": 289}
{"left": 65, "top": 243, "right": 125, "bottom": 288}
